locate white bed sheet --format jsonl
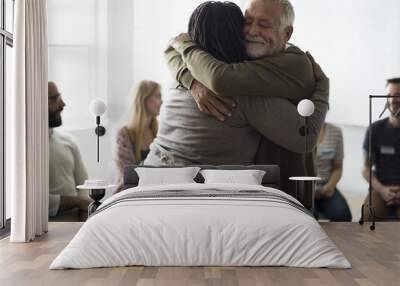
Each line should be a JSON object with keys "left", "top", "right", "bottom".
{"left": 50, "top": 183, "right": 351, "bottom": 269}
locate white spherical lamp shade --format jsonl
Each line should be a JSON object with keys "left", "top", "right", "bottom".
{"left": 89, "top": 99, "right": 107, "bottom": 117}
{"left": 297, "top": 99, "right": 315, "bottom": 117}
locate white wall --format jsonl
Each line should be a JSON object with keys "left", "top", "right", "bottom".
{"left": 128, "top": 0, "right": 395, "bottom": 200}
{"left": 290, "top": 0, "right": 400, "bottom": 127}
{"left": 48, "top": 0, "right": 115, "bottom": 184}
{"left": 107, "top": 0, "right": 134, "bottom": 126}
{"left": 131, "top": 0, "right": 248, "bottom": 98}
{"left": 48, "top": 0, "right": 248, "bottom": 184}
{"left": 337, "top": 124, "right": 368, "bottom": 196}
{"left": 48, "top": 0, "right": 108, "bottom": 131}
{"left": 58, "top": 0, "right": 136, "bottom": 188}
{"left": 47, "top": 0, "right": 399, "bottom": 204}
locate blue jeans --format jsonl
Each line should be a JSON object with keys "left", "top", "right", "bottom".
{"left": 314, "top": 189, "right": 352, "bottom": 222}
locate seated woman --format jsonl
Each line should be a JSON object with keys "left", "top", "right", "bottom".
{"left": 115, "top": 80, "right": 162, "bottom": 190}
{"left": 314, "top": 122, "right": 352, "bottom": 221}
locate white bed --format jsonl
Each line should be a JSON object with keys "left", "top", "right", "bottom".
{"left": 50, "top": 183, "right": 351, "bottom": 269}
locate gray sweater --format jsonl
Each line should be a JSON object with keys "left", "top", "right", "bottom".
{"left": 145, "top": 86, "right": 261, "bottom": 165}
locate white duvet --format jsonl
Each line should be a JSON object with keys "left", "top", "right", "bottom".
{"left": 50, "top": 183, "right": 351, "bottom": 269}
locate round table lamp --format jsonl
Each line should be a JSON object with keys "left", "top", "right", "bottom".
{"left": 297, "top": 99, "right": 315, "bottom": 153}
{"left": 297, "top": 99, "right": 315, "bottom": 117}
{"left": 89, "top": 98, "right": 107, "bottom": 117}
{"left": 89, "top": 99, "right": 107, "bottom": 162}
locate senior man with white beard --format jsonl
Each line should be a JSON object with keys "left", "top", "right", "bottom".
{"left": 146, "top": 0, "right": 329, "bottom": 196}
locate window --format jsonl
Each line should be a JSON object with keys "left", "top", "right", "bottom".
{"left": 48, "top": 0, "right": 108, "bottom": 132}
{"left": 5, "top": 0, "right": 13, "bottom": 33}
{"left": 1, "top": 0, "right": 14, "bottom": 231}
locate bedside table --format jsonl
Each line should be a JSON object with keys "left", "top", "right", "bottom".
{"left": 289, "top": 176, "right": 321, "bottom": 212}
{"left": 77, "top": 180, "right": 117, "bottom": 216}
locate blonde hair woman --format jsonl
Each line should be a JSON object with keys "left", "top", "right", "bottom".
{"left": 115, "top": 80, "right": 162, "bottom": 190}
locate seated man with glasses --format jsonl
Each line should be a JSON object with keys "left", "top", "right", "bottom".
{"left": 362, "top": 78, "right": 400, "bottom": 220}
{"left": 48, "top": 82, "right": 91, "bottom": 221}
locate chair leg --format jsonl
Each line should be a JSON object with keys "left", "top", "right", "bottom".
{"left": 369, "top": 205, "right": 375, "bottom": 231}
{"left": 359, "top": 203, "right": 364, "bottom": 225}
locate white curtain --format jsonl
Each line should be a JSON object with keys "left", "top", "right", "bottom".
{"left": 10, "top": 0, "right": 49, "bottom": 242}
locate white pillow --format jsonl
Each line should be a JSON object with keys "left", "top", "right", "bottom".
{"left": 135, "top": 167, "right": 201, "bottom": 186}
{"left": 200, "top": 169, "right": 266, "bottom": 185}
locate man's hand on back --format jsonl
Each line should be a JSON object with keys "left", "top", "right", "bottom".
{"left": 167, "top": 32, "right": 237, "bottom": 121}
{"left": 190, "top": 80, "right": 235, "bottom": 121}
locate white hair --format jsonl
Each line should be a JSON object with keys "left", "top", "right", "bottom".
{"left": 258, "top": 0, "right": 295, "bottom": 30}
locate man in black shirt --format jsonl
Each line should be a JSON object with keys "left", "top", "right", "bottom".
{"left": 362, "top": 78, "right": 400, "bottom": 220}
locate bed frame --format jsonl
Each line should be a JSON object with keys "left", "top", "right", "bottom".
{"left": 87, "top": 165, "right": 281, "bottom": 216}
{"left": 122, "top": 165, "right": 314, "bottom": 212}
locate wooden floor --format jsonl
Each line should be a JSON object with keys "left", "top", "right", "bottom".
{"left": 0, "top": 222, "right": 399, "bottom": 286}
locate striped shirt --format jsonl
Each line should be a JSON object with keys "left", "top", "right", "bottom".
{"left": 316, "top": 123, "right": 344, "bottom": 191}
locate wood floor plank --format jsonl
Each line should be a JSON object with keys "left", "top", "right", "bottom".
{"left": 0, "top": 222, "right": 399, "bottom": 286}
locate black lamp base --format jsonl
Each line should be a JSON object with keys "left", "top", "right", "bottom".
{"left": 289, "top": 177, "right": 321, "bottom": 213}
{"left": 294, "top": 180, "right": 315, "bottom": 211}
{"left": 95, "top": 126, "right": 106, "bottom": 136}
{"left": 88, "top": 189, "right": 106, "bottom": 216}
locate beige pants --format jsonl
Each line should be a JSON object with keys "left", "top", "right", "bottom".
{"left": 362, "top": 190, "right": 400, "bottom": 221}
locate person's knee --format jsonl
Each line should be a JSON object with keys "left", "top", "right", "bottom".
{"left": 326, "top": 206, "right": 352, "bottom": 221}
{"left": 362, "top": 191, "right": 394, "bottom": 221}
{"left": 334, "top": 208, "right": 352, "bottom": 221}
{"left": 318, "top": 190, "right": 352, "bottom": 221}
